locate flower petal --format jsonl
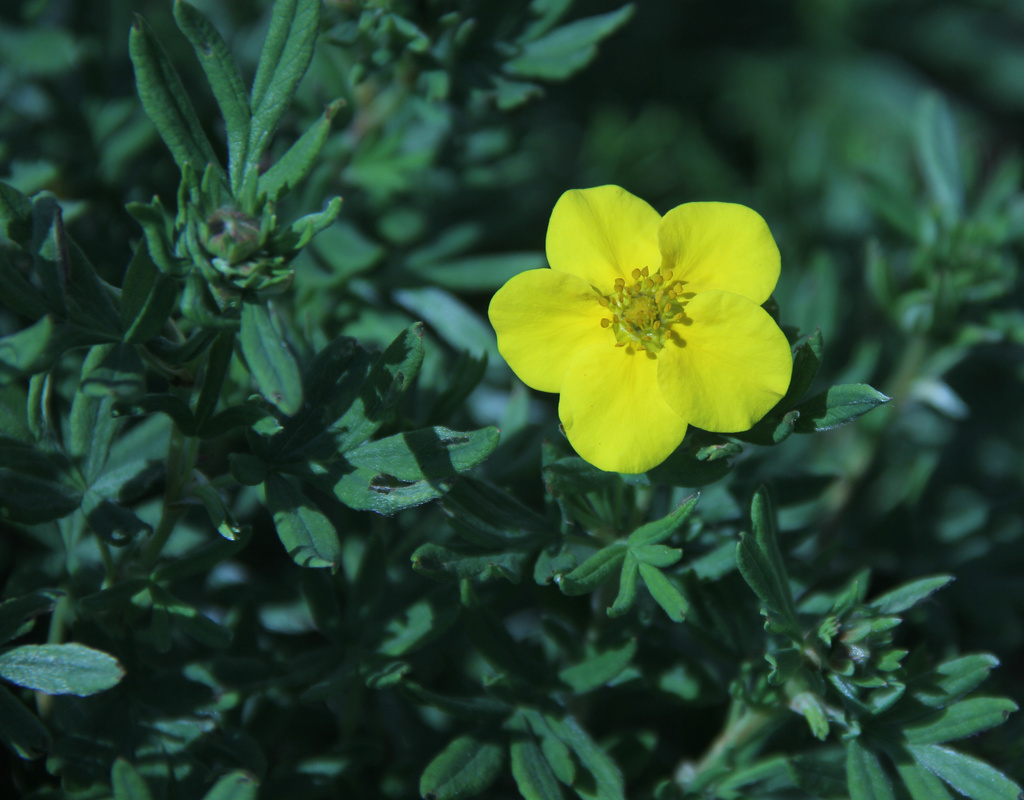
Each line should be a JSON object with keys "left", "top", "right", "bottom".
{"left": 659, "top": 202, "right": 780, "bottom": 304}
{"left": 559, "top": 344, "right": 689, "bottom": 474}
{"left": 657, "top": 290, "right": 792, "bottom": 432}
{"left": 546, "top": 186, "right": 662, "bottom": 291}
{"left": 489, "top": 268, "right": 610, "bottom": 393}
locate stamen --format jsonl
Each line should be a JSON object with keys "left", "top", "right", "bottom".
{"left": 631, "top": 268, "right": 642, "bottom": 280}
{"left": 600, "top": 318, "right": 611, "bottom": 328}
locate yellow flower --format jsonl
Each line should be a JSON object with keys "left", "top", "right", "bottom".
{"left": 488, "top": 185, "right": 793, "bottom": 474}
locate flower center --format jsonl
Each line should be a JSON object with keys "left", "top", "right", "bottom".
{"left": 598, "top": 266, "right": 689, "bottom": 354}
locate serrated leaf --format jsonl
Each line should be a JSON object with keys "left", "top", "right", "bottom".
{"left": 627, "top": 493, "right": 698, "bottom": 546}
{"left": 794, "top": 384, "right": 891, "bottom": 433}
{"left": 420, "top": 735, "right": 504, "bottom": 800}
{"left": 0, "top": 684, "right": 51, "bottom": 758}
{"left": 870, "top": 575, "right": 953, "bottom": 614}
{"left": 129, "top": 15, "right": 223, "bottom": 181}
{"left": 0, "top": 643, "right": 124, "bottom": 696}
{"left": 240, "top": 299, "right": 303, "bottom": 415}
{"left": 909, "top": 743, "right": 1022, "bottom": 800}
{"left": 173, "top": 0, "right": 250, "bottom": 194}
{"left": 557, "top": 545, "right": 626, "bottom": 596}
{"left": 639, "top": 563, "right": 688, "bottom": 622}
{"left": 558, "top": 639, "right": 637, "bottom": 693}
{"left": 265, "top": 472, "right": 341, "bottom": 569}
{"left": 846, "top": 738, "right": 896, "bottom": 800}
{"left": 506, "top": 4, "right": 635, "bottom": 80}
{"left": 901, "top": 697, "right": 1018, "bottom": 745}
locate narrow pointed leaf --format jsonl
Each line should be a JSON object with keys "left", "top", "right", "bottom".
{"left": 420, "top": 735, "right": 504, "bottom": 800}
{"left": 0, "top": 684, "right": 51, "bottom": 758}
{"left": 794, "top": 384, "right": 891, "bottom": 433}
{"left": 870, "top": 575, "right": 953, "bottom": 614}
{"left": 173, "top": 0, "right": 250, "bottom": 193}
{"left": 265, "top": 472, "right": 340, "bottom": 570}
{"left": 112, "top": 757, "right": 154, "bottom": 800}
{"left": 129, "top": 15, "right": 223, "bottom": 179}
{"left": 909, "top": 743, "right": 1022, "bottom": 800}
{"left": 259, "top": 99, "right": 343, "bottom": 202}
{"left": 627, "top": 493, "right": 698, "bottom": 546}
{"left": 902, "top": 698, "right": 1018, "bottom": 745}
{"left": 639, "top": 563, "right": 688, "bottom": 622}
{"left": 846, "top": 739, "right": 896, "bottom": 800}
{"left": 240, "top": 299, "right": 303, "bottom": 415}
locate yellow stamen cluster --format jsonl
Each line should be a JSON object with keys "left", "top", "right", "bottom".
{"left": 599, "top": 266, "right": 688, "bottom": 354}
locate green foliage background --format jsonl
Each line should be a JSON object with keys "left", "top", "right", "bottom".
{"left": 1, "top": 0, "right": 1023, "bottom": 798}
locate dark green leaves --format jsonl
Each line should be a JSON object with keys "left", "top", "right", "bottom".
{"left": 240, "top": 299, "right": 303, "bottom": 416}
{"left": 907, "top": 744, "right": 1022, "bottom": 800}
{"left": 264, "top": 472, "right": 340, "bottom": 569}
{"left": 420, "top": 735, "right": 504, "bottom": 800}
{"left": 506, "top": 5, "right": 635, "bottom": 80}
{"left": 794, "top": 384, "right": 891, "bottom": 433}
{"left": 0, "top": 643, "right": 125, "bottom": 696}
{"left": 129, "top": 14, "right": 223, "bottom": 182}
{"left": 736, "top": 487, "right": 801, "bottom": 641}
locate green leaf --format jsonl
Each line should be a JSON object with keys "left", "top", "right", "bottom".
{"left": 0, "top": 684, "right": 51, "bottom": 758}
{"left": 510, "top": 731, "right": 565, "bottom": 800}
{"left": 264, "top": 472, "right": 341, "bottom": 569}
{"left": 557, "top": 545, "right": 627, "bottom": 596}
{"left": 915, "top": 93, "right": 964, "bottom": 226}
{"left": 411, "top": 542, "right": 532, "bottom": 584}
{"left": 794, "top": 384, "right": 891, "bottom": 433}
{"left": 735, "top": 487, "right": 801, "bottom": 640}
{"left": 80, "top": 342, "right": 146, "bottom": 401}
{"left": 558, "top": 639, "right": 637, "bottom": 693}
{"left": 631, "top": 544, "right": 682, "bottom": 568}
{"left": 193, "top": 331, "right": 235, "bottom": 427}
{"left": 766, "top": 647, "right": 803, "bottom": 686}
{"left": 414, "top": 252, "right": 546, "bottom": 292}
{"left": 627, "top": 493, "right": 699, "bottom": 546}
{"left": 846, "top": 738, "right": 896, "bottom": 800}
{"left": 120, "top": 244, "right": 178, "bottom": 344}
{"left": 0, "top": 643, "right": 125, "bottom": 696}
{"left": 148, "top": 584, "right": 233, "bottom": 648}
{"left": 420, "top": 735, "right": 504, "bottom": 800}
{"left": 0, "top": 438, "right": 83, "bottom": 525}
{"left": 129, "top": 15, "right": 223, "bottom": 181}
{"left": 331, "top": 323, "right": 424, "bottom": 451}
{"left": 329, "top": 466, "right": 445, "bottom": 515}
{"left": 71, "top": 345, "right": 122, "bottom": 483}
{"left": 126, "top": 198, "right": 187, "bottom": 277}
{"left": 287, "top": 196, "right": 343, "bottom": 249}
{"left": 908, "top": 743, "right": 1022, "bottom": 800}
{"left": 112, "top": 393, "right": 197, "bottom": 436}
{"left": 0, "top": 315, "right": 97, "bottom": 375}
{"left": 788, "top": 753, "right": 848, "bottom": 799}
{"left": 0, "top": 590, "right": 60, "bottom": 645}
{"left": 440, "top": 477, "right": 549, "bottom": 549}
{"left": 506, "top": 4, "right": 635, "bottom": 80}
{"left": 894, "top": 758, "right": 955, "bottom": 800}
{"left": 910, "top": 654, "right": 1001, "bottom": 708}
{"left": 870, "top": 575, "right": 954, "bottom": 614}
{"left": 785, "top": 328, "right": 823, "bottom": 404}
{"left": 399, "top": 681, "right": 511, "bottom": 722}
{"left": 79, "top": 579, "right": 151, "bottom": 612}
{"left": 173, "top": 0, "right": 250, "bottom": 194}
{"left": 607, "top": 552, "right": 639, "bottom": 617}
{"left": 112, "top": 757, "right": 154, "bottom": 800}
{"left": 377, "top": 595, "right": 459, "bottom": 657}
{"left": 200, "top": 771, "right": 259, "bottom": 800}
{"left": 639, "top": 563, "right": 688, "bottom": 623}
{"left": 259, "top": 99, "right": 343, "bottom": 203}
{"left": 244, "top": 0, "right": 321, "bottom": 199}
{"left": 240, "top": 299, "right": 303, "bottom": 416}
{"left": 901, "top": 697, "right": 1018, "bottom": 745}
{"left": 347, "top": 426, "right": 499, "bottom": 481}
{"left": 82, "top": 493, "right": 152, "bottom": 546}
{"left": 543, "top": 713, "right": 625, "bottom": 800}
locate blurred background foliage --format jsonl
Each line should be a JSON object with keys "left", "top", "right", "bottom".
{"left": 1, "top": 0, "right": 1023, "bottom": 798}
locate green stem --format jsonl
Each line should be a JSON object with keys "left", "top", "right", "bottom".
{"left": 677, "top": 701, "right": 780, "bottom": 787}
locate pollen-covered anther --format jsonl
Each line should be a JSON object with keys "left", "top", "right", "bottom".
{"left": 599, "top": 265, "right": 689, "bottom": 353}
